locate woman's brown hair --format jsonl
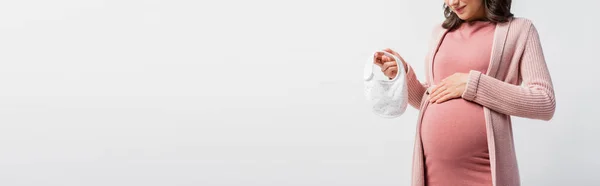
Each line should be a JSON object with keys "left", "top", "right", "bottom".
{"left": 442, "top": 0, "right": 514, "bottom": 31}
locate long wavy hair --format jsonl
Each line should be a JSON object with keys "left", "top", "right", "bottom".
{"left": 442, "top": 0, "right": 514, "bottom": 31}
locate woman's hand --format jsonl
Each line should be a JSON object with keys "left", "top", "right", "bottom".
{"left": 429, "top": 73, "right": 469, "bottom": 104}
{"left": 373, "top": 48, "right": 408, "bottom": 79}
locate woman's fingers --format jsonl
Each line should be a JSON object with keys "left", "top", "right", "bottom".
{"left": 381, "top": 60, "right": 397, "bottom": 72}
{"left": 429, "top": 83, "right": 449, "bottom": 102}
{"left": 430, "top": 89, "right": 449, "bottom": 103}
{"left": 435, "top": 91, "right": 458, "bottom": 103}
{"left": 373, "top": 53, "right": 383, "bottom": 67}
{"left": 382, "top": 55, "right": 392, "bottom": 62}
{"left": 382, "top": 48, "right": 406, "bottom": 65}
{"left": 383, "top": 48, "right": 400, "bottom": 57}
{"left": 375, "top": 49, "right": 408, "bottom": 77}
{"left": 426, "top": 73, "right": 470, "bottom": 104}
{"left": 374, "top": 52, "right": 394, "bottom": 66}
{"left": 383, "top": 66, "right": 398, "bottom": 79}
{"left": 428, "top": 82, "right": 463, "bottom": 103}
{"left": 429, "top": 82, "right": 446, "bottom": 98}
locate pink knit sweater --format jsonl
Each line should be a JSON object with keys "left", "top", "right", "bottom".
{"left": 403, "top": 17, "right": 556, "bottom": 186}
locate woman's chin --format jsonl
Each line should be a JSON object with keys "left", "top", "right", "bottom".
{"left": 457, "top": 15, "right": 470, "bottom": 21}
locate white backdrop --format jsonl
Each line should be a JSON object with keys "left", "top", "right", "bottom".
{"left": 0, "top": 0, "right": 598, "bottom": 185}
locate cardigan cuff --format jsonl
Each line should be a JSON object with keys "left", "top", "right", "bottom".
{"left": 462, "top": 70, "right": 482, "bottom": 101}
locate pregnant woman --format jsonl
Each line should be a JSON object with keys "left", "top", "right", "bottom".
{"left": 373, "top": 0, "right": 556, "bottom": 185}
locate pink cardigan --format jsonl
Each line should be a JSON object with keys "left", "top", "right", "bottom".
{"left": 404, "top": 17, "right": 556, "bottom": 186}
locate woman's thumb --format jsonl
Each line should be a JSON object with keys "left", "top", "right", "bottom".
{"left": 382, "top": 48, "right": 399, "bottom": 56}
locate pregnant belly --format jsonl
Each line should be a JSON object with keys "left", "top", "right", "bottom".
{"left": 420, "top": 98, "right": 491, "bottom": 184}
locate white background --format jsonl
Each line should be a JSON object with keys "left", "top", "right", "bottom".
{"left": 0, "top": 0, "right": 598, "bottom": 185}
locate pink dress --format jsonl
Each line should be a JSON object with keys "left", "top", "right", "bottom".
{"left": 420, "top": 21, "right": 496, "bottom": 186}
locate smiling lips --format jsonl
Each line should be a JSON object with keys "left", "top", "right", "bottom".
{"left": 454, "top": 6, "right": 466, "bottom": 14}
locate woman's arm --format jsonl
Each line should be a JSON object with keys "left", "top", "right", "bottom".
{"left": 405, "top": 63, "right": 429, "bottom": 109}
{"left": 461, "top": 25, "right": 556, "bottom": 120}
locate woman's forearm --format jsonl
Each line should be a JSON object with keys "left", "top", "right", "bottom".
{"left": 405, "top": 63, "right": 429, "bottom": 109}
{"left": 461, "top": 25, "right": 556, "bottom": 120}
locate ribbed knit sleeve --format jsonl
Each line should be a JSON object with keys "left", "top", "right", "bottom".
{"left": 461, "top": 24, "right": 556, "bottom": 120}
{"left": 405, "top": 63, "right": 429, "bottom": 109}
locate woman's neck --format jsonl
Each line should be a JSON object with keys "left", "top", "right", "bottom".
{"left": 465, "top": 16, "right": 489, "bottom": 23}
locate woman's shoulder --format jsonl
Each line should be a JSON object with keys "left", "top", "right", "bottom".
{"left": 509, "top": 17, "right": 536, "bottom": 28}
{"left": 500, "top": 17, "right": 542, "bottom": 46}
{"left": 507, "top": 17, "right": 541, "bottom": 38}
